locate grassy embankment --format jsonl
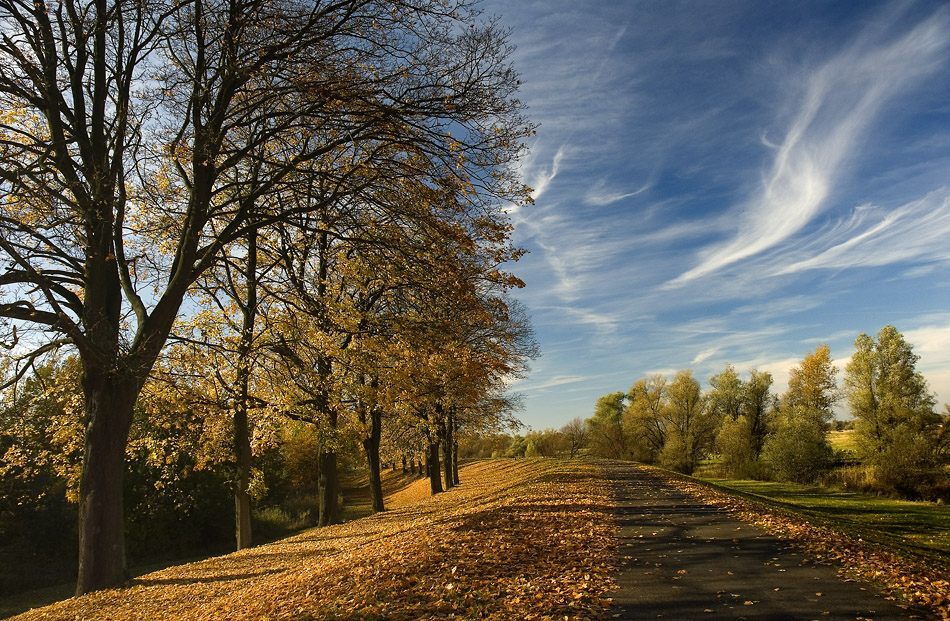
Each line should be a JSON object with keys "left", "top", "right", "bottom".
{"left": 4, "top": 459, "right": 616, "bottom": 621}
{"left": 675, "top": 429, "right": 949, "bottom": 617}
{"left": 696, "top": 428, "right": 949, "bottom": 567}
{"left": 698, "top": 476, "right": 950, "bottom": 566}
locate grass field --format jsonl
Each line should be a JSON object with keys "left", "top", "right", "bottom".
{"left": 828, "top": 429, "right": 859, "bottom": 452}
{"left": 698, "top": 477, "right": 950, "bottom": 566}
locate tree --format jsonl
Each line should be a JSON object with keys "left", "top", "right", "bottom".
{"left": 708, "top": 365, "right": 751, "bottom": 476}
{"left": 845, "top": 326, "right": 941, "bottom": 494}
{"left": 938, "top": 405, "right": 950, "bottom": 462}
{"left": 162, "top": 223, "right": 284, "bottom": 550}
{"left": 762, "top": 417, "right": 834, "bottom": 483}
{"left": 624, "top": 375, "right": 667, "bottom": 463}
{"left": 707, "top": 365, "right": 743, "bottom": 421}
{"left": 587, "top": 392, "right": 628, "bottom": 459}
{"left": 715, "top": 416, "right": 758, "bottom": 478}
{"left": 742, "top": 369, "right": 775, "bottom": 456}
{"left": 659, "top": 370, "right": 718, "bottom": 474}
{"left": 785, "top": 344, "right": 839, "bottom": 422}
{"left": 524, "top": 428, "right": 565, "bottom": 457}
{"left": 764, "top": 345, "right": 838, "bottom": 483}
{"left": 0, "top": 0, "right": 531, "bottom": 593}
{"left": 560, "top": 417, "right": 589, "bottom": 458}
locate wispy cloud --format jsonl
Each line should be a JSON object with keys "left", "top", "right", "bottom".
{"left": 776, "top": 189, "right": 950, "bottom": 274}
{"left": 528, "top": 222, "right": 618, "bottom": 302}
{"left": 521, "top": 145, "right": 566, "bottom": 205}
{"left": 584, "top": 177, "right": 650, "bottom": 206}
{"left": 556, "top": 305, "right": 623, "bottom": 339}
{"left": 667, "top": 6, "right": 950, "bottom": 287}
{"left": 519, "top": 374, "right": 590, "bottom": 393}
{"left": 484, "top": 1, "right": 950, "bottom": 429}
{"left": 691, "top": 347, "right": 719, "bottom": 365}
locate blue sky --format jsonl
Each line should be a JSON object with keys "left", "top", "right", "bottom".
{"left": 487, "top": 0, "right": 950, "bottom": 430}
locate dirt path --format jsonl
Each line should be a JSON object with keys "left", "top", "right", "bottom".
{"left": 604, "top": 462, "right": 932, "bottom": 620}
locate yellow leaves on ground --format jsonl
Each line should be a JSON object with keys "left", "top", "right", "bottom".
{"left": 14, "top": 459, "right": 617, "bottom": 621}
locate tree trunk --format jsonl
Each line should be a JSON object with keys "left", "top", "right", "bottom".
{"left": 427, "top": 439, "right": 443, "bottom": 495}
{"left": 318, "top": 448, "right": 339, "bottom": 526}
{"left": 313, "top": 229, "right": 340, "bottom": 527}
{"left": 233, "top": 405, "right": 253, "bottom": 549}
{"left": 362, "top": 405, "right": 385, "bottom": 513}
{"left": 232, "top": 223, "right": 257, "bottom": 550}
{"left": 318, "top": 396, "right": 340, "bottom": 526}
{"left": 441, "top": 417, "right": 454, "bottom": 490}
{"left": 452, "top": 419, "right": 460, "bottom": 486}
{"left": 75, "top": 375, "right": 138, "bottom": 595}
{"left": 402, "top": 454, "right": 407, "bottom": 473}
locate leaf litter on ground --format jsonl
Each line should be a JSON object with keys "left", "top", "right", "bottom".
{"left": 13, "top": 459, "right": 617, "bottom": 620}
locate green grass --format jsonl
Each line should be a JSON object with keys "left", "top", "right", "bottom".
{"left": 699, "top": 476, "right": 950, "bottom": 568}
{"left": 828, "top": 429, "right": 859, "bottom": 452}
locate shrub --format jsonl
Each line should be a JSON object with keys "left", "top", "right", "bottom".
{"left": 716, "top": 416, "right": 758, "bottom": 478}
{"left": 763, "top": 419, "right": 834, "bottom": 483}
{"left": 862, "top": 426, "right": 942, "bottom": 498}
{"left": 658, "top": 436, "right": 691, "bottom": 474}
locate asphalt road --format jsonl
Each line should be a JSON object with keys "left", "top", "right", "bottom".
{"left": 605, "top": 462, "right": 932, "bottom": 620}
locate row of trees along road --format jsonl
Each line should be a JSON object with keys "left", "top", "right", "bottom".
{"left": 0, "top": 0, "right": 537, "bottom": 594}
{"left": 587, "top": 327, "right": 949, "bottom": 498}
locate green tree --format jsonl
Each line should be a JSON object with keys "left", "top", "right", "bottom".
{"left": 845, "top": 326, "right": 941, "bottom": 494}
{"left": 762, "top": 417, "right": 834, "bottom": 483}
{"left": 715, "top": 416, "right": 758, "bottom": 478}
{"left": 659, "top": 370, "right": 718, "bottom": 474}
{"left": 587, "top": 392, "right": 628, "bottom": 459}
{"left": 764, "top": 345, "right": 838, "bottom": 483}
{"left": 623, "top": 375, "right": 667, "bottom": 463}
{"left": 708, "top": 365, "right": 743, "bottom": 421}
{"left": 742, "top": 369, "right": 775, "bottom": 456}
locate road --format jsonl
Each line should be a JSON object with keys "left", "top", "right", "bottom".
{"left": 605, "top": 462, "right": 931, "bottom": 620}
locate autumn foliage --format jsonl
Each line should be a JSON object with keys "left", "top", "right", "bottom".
{"left": 0, "top": 0, "right": 536, "bottom": 593}
{"left": 11, "top": 460, "right": 617, "bottom": 621}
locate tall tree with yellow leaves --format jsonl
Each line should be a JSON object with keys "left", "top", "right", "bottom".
{"left": 0, "top": 0, "right": 532, "bottom": 593}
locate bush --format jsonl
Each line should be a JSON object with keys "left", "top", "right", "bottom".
{"left": 716, "top": 416, "right": 759, "bottom": 478}
{"left": 861, "top": 427, "right": 942, "bottom": 498}
{"left": 252, "top": 497, "right": 318, "bottom": 542}
{"left": 825, "top": 464, "right": 875, "bottom": 492}
{"left": 763, "top": 419, "right": 834, "bottom": 483}
{"left": 658, "top": 436, "right": 691, "bottom": 474}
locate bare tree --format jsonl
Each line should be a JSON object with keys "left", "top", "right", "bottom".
{"left": 560, "top": 417, "right": 589, "bottom": 458}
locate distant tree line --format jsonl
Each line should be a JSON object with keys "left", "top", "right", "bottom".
{"left": 582, "top": 326, "right": 949, "bottom": 499}
{"left": 459, "top": 416, "right": 590, "bottom": 461}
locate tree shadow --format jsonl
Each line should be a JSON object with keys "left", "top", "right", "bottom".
{"left": 127, "top": 567, "right": 284, "bottom": 587}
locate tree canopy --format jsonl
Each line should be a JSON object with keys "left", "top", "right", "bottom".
{"left": 0, "top": 0, "right": 534, "bottom": 594}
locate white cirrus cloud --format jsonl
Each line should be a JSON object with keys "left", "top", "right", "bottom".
{"left": 776, "top": 189, "right": 950, "bottom": 274}
{"left": 518, "top": 374, "right": 591, "bottom": 393}
{"left": 667, "top": 7, "right": 950, "bottom": 287}
{"left": 690, "top": 347, "right": 719, "bottom": 365}
{"left": 584, "top": 177, "right": 650, "bottom": 206}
